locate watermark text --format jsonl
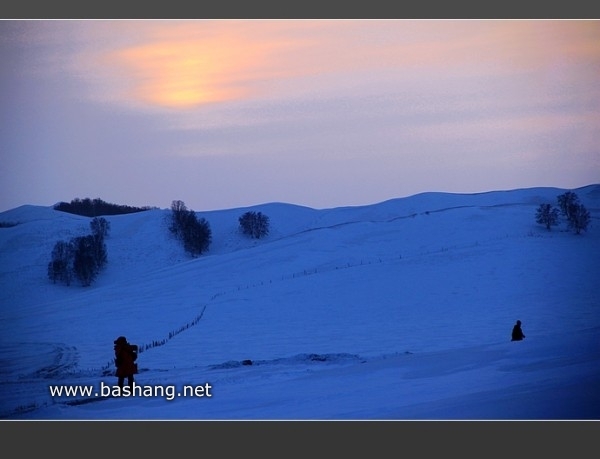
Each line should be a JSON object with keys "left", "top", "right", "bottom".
{"left": 49, "top": 382, "right": 213, "bottom": 401}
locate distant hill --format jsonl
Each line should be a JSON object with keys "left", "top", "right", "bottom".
{"left": 1, "top": 184, "right": 599, "bottom": 420}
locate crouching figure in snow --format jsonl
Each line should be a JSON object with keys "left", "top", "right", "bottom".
{"left": 511, "top": 320, "right": 525, "bottom": 341}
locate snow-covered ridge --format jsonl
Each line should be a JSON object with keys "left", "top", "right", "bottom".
{"left": 1, "top": 185, "right": 599, "bottom": 419}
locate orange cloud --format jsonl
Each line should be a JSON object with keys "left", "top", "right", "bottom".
{"left": 104, "top": 21, "right": 312, "bottom": 109}
{"left": 111, "top": 38, "right": 266, "bottom": 108}
{"left": 89, "top": 20, "right": 600, "bottom": 111}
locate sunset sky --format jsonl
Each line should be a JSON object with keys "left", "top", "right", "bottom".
{"left": 1, "top": 20, "right": 599, "bottom": 212}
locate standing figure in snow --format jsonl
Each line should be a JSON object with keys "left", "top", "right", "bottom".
{"left": 114, "top": 336, "right": 138, "bottom": 390}
{"left": 511, "top": 320, "right": 525, "bottom": 341}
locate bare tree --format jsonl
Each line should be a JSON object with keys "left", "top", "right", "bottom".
{"left": 239, "top": 211, "right": 270, "bottom": 239}
{"left": 557, "top": 192, "right": 591, "bottom": 234}
{"left": 535, "top": 203, "right": 559, "bottom": 230}
{"left": 169, "top": 200, "right": 212, "bottom": 256}
{"left": 90, "top": 217, "right": 111, "bottom": 239}
{"left": 568, "top": 204, "right": 591, "bottom": 235}
{"left": 48, "top": 240, "right": 75, "bottom": 286}
{"left": 557, "top": 191, "right": 580, "bottom": 223}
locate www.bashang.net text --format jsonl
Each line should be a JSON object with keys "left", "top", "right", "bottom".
{"left": 49, "top": 382, "right": 213, "bottom": 401}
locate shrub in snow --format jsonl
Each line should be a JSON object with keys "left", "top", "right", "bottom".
{"left": 239, "top": 211, "right": 270, "bottom": 239}
{"left": 169, "top": 200, "right": 212, "bottom": 257}
{"left": 48, "top": 226, "right": 108, "bottom": 287}
{"left": 535, "top": 203, "right": 559, "bottom": 231}
{"left": 556, "top": 191, "right": 591, "bottom": 235}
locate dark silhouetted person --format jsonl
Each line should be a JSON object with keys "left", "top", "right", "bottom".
{"left": 511, "top": 320, "right": 525, "bottom": 341}
{"left": 114, "top": 336, "right": 138, "bottom": 390}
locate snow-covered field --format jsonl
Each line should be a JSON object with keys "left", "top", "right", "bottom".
{"left": 1, "top": 185, "right": 599, "bottom": 420}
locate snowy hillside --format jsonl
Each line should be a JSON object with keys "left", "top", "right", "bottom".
{"left": 1, "top": 185, "right": 599, "bottom": 420}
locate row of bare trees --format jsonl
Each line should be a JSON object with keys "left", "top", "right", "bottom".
{"left": 168, "top": 201, "right": 271, "bottom": 257}
{"left": 535, "top": 191, "right": 591, "bottom": 234}
{"left": 48, "top": 217, "right": 110, "bottom": 286}
{"left": 47, "top": 200, "right": 273, "bottom": 287}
